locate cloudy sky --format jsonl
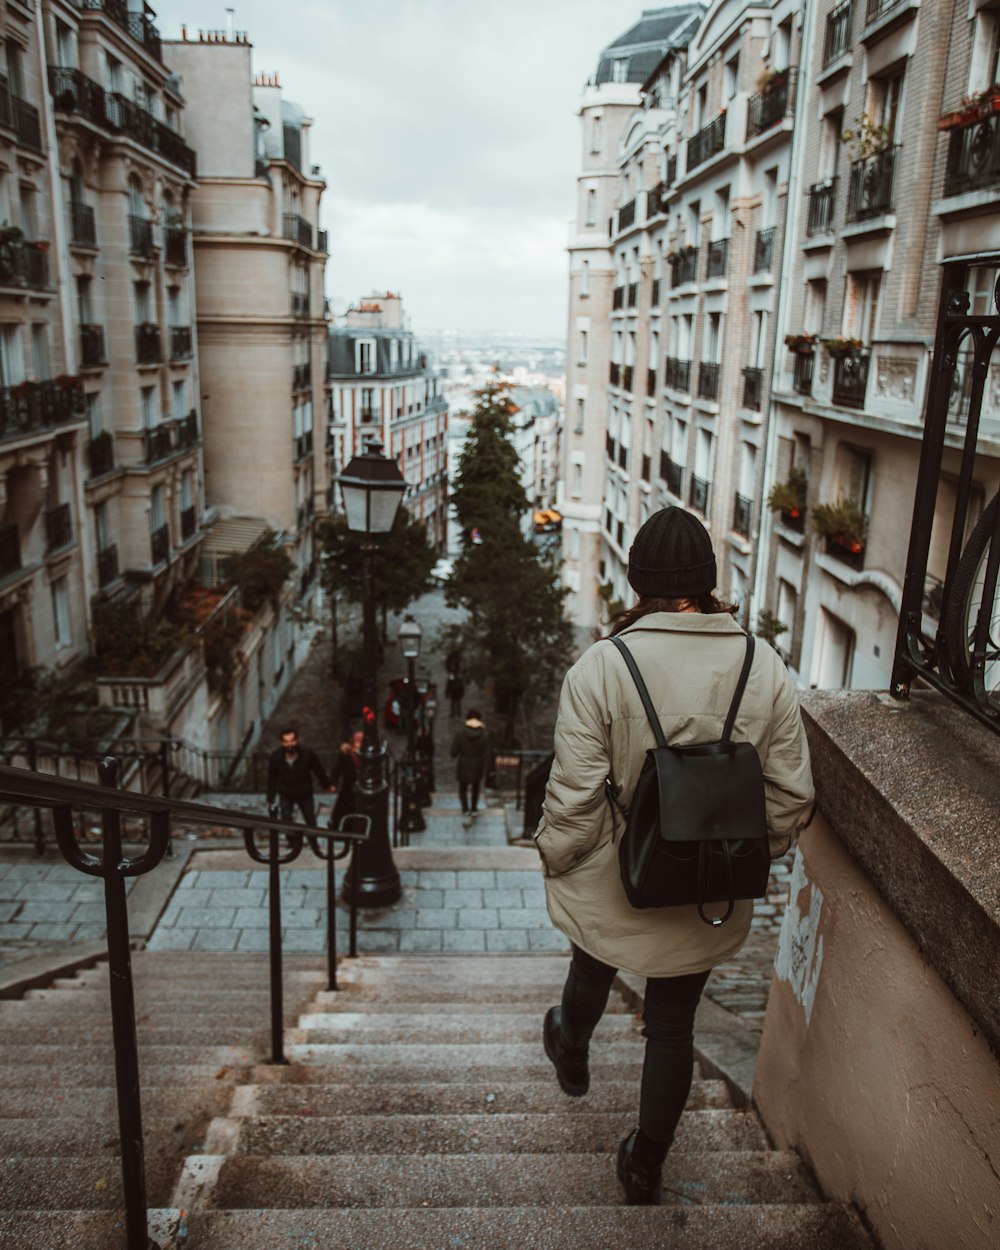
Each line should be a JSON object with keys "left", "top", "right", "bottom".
{"left": 152, "top": 0, "right": 651, "bottom": 338}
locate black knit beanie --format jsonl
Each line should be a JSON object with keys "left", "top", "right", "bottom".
{"left": 627, "top": 506, "right": 717, "bottom": 598}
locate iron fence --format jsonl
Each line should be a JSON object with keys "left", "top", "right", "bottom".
{"left": 687, "top": 113, "right": 726, "bottom": 170}
{"left": 823, "top": 0, "right": 853, "bottom": 67}
{"left": 846, "top": 145, "right": 899, "bottom": 221}
{"left": 806, "top": 179, "right": 836, "bottom": 235}
{"left": 944, "top": 112, "right": 1000, "bottom": 198}
{"left": 754, "top": 226, "right": 776, "bottom": 273}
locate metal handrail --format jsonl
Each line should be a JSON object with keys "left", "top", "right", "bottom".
{"left": 0, "top": 758, "right": 370, "bottom": 1250}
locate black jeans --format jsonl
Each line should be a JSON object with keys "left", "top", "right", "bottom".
{"left": 560, "top": 943, "right": 710, "bottom": 1146}
{"left": 458, "top": 780, "right": 480, "bottom": 813}
{"left": 279, "top": 793, "right": 316, "bottom": 827}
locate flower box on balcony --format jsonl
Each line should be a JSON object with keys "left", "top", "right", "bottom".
{"left": 811, "top": 498, "right": 868, "bottom": 559}
{"left": 940, "top": 85, "right": 1000, "bottom": 129}
{"left": 785, "top": 333, "right": 818, "bottom": 354}
{"left": 822, "top": 336, "right": 864, "bottom": 358}
{"left": 768, "top": 466, "right": 808, "bottom": 517}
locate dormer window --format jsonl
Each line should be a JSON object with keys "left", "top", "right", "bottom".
{"left": 356, "top": 338, "right": 376, "bottom": 374}
{"left": 612, "top": 57, "right": 628, "bottom": 84}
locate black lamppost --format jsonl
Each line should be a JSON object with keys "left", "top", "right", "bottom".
{"left": 398, "top": 614, "right": 423, "bottom": 769}
{"left": 338, "top": 439, "right": 405, "bottom": 907}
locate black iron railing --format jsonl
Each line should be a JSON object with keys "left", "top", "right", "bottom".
{"left": 618, "top": 199, "right": 636, "bottom": 231}
{"left": 944, "top": 112, "right": 1000, "bottom": 197}
{"left": 150, "top": 524, "right": 169, "bottom": 565}
{"left": 292, "top": 292, "right": 310, "bottom": 317}
{"left": 45, "top": 502, "right": 73, "bottom": 552}
{"left": 293, "top": 362, "right": 310, "bottom": 390}
{"left": 180, "top": 506, "right": 196, "bottom": 540}
{"left": 0, "top": 238, "right": 50, "bottom": 290}
{"left": 0, "top": 759, "right": 370, "bottom": 1250}
{"left": 754, "top": 226, "right": 776, "bottom": 273}
{"left": 647, "top": 183, "right": 666, "bottom": 217}
{"left": 164, "top": 226, "right": 187, "bottom": 267}
{"left": 284, "top": 213, "right": 313, "bottom": 248}
{"left": 670, "top": 247, "right": 699, "bottom": 286}
{"left": 824, "top": 0, "right": 853, "bottom": 66}
{"left": 177, "top": 410, "right": 199, "bottom": 449}
{"left": 12, "top": 94, "right": 42, "bottom": 151}
{"left": 294, "top": 432, "right": 311, "bottom": 461}
{"left": 665, "top": 356, "right": 691, "bottom": 391}
{"left": 136, "top": 323, "right": 161, "bottom": 364}
{"left": 697, "top": 361, "right": 720, "bottom": 400}
{"left": 82, "top": 0, "right": 164, "bottom": 61}
{"left": 660, "top": 451, "right": 684, "bottom": 497}
{"left": 71, "top": 201, "right": 97, "bottom": 247}
{"left": 687, "top": 112, "right": 726, "bottom": 170}
{"left": 170, "top": 325, "right": 193, "bottom": 360}
{"left": 317, "top": 229, "right": 328, "bottom": 252}
{"left": 0, "top": 74, "right": 11, "bottom": 130}
{"left": 793, "top": 350, "right": 815, "bottom": 395}
{"left": 831, "top": 349, "right": 870, "bottom": 408}
{"left": 690, "top": 474, "right": 710, "bottom": 514}
{"left": 97, "top": 542, "right": 118, "bottom": 587}
{"left": 0, "top": 524, "right": 21, "bottom": 578}
{"left": 847, "top": 145, "right": 898, "bottom": 220}
{"left": 145, "top": 425, "right": 172, "bottom": 463}
{"left": 746, "top": 70, "right": 793, "bottom": 139}
{"left": 706, "top": 237, "right": 729, "bottom": 278}
{"left": 742, "top": 365, "right": 764, "bottom": 410}
{"left": 666, "top": 154, "right": 677, "bottom": 186}
{"left": 87, "top": 433, "right": 115, "bottom": 478}
{"left": 80, "top": 323, "right": 107, "bottom": 368}
{"left": 807, "top": 179, "right": 837, "bottom": 235}
{"left": 129, "top": 214, "right": 155, "bottom": 257}
{"left": 733, "top": 492, "right": 752, "bottom": 538}
{"left": 0, "top": 378, "right": 85, "bottom": 442}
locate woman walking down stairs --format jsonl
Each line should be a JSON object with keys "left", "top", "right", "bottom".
{"left": 0, "top": 952, "right": 872, "bottom": 1249}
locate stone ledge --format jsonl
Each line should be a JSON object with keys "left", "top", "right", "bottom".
{"left": 800, "top": 689, "right": 1000, "bottom": 1054}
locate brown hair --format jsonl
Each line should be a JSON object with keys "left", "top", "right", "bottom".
{"left": 606, "top": 593, "right": 738, "bottom": 637}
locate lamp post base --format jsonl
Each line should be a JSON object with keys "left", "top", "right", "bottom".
{"left": 341, "top": 782, "right": 401, "bottom": 908}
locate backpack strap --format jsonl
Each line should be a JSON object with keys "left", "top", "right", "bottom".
{"left": 608, "top": 636, "right": 668, "bottom": 748}
{"left": 720, "top": 635, "right": 755, "bottom": 743}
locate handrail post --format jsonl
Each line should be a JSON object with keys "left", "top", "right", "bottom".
{"left": 267, "top": 829, "right": 286, "bottom": 1065}
{"left": 349, "top": 846, "right": 358, "bottom": 957}
{"left": 27, "top": 738, "right": 44, "bottom": 855}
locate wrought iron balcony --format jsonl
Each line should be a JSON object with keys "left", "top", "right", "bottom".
{"left": 0, "top": 525, "right": 22, "bottom": 579}
{"left": 944, "top": 111, "right": 1000, "bottom": 197}
{"left": 0, "top": 238, "right": 50, "bottom": 290}
{"left": 136, "top": 324, "right": 162, "bottom": 364}
{"left": 697, "top": 361, "right": 720, "bottom": 400}
{"left": 823, "top": 0, "right": 853, "bottom": 67}
{"left": 706, "top": 237, "right": 729, "bottom": 278}
{"left": 170, "top": 326, "right": 193, "bottom": 361}
{"left": 647, "top": 183, "right": 666, "bottom": 218}
{"left": 150, "top": 524, "right": 169, "bottom": 566}
{"left": 651, "top": 277, "right": 661, "bottom": 306}
{"left": 82, "top": 0, "right": 163, "bottom": 63}
{"left": 87, "top": 433, "right": 115, "bottom": 478}
{"left": 806, "top": 179, "right": 837, "bottom": 235}
{"left": 746, "top": 70, "right": 793, "bottom": 139}
{"left": 690, "top": 474, "right": 710, "bottom": 515}
{"left": 687, "top": 112, "right": 726, "bottom": 171}
{"left": 753, "top": 226, "right": 775, "bottom": 273}
{"left": 145, "top": 424, "right": 173, "bottom": 464}
{"left": 0, "top": 74, "right": 11, "bottom": 131}
{"left": 621, "top": 364, "right": 634, "bottom": 392}
{"left": 627, "top": 281, "right": 638, "bottom": 307}
{"left": 670, "top": 247, "right": 698, "bottom": 286}
{"left": 793, "top": 350, "right": 815, "bottom": 396}
{"left": 292, "top": 293, "right": 310, "bottom": 317}
{"left": 846, "top": 145, "right": 898, "bottom": 221}
{"left": 618, "top": 199, "right": 636, "bottom": 231}
{"left": 666, "top": 154, "right": 677, "bottom": 186}
{"left": 70, "top": 202, "right": 97, "bottom": 248}
{"left": 612, "top": 286, "right": 624, "bottom": 311}
{"left": 733, "top": 492, "right": 752, "bottom": 538}
{"left": 164, "top": 227, "right": 187, "bottom": 267}
{"left": 660, "top": 452, "right": 684, "bottom": 498}
{"left": 294, "top": 432, "right": 311, "bottom": 461}
{"left": 665, "top": 357, "right": 691, "bottom": 392}
{"left": 180, "top": 506, "right": 196, "bottom": 541}
{"left": 831, "top": 348, "right": 870, "bottom": 408}
{"left": 742, "top": 366, "right": 764, "bottom": 411}
{"left": 129, "top": 214, "right": 155, "bottom": 257}
{"left": 0, "top": 379, "right": 85, "bottom": 444}
{"left": 647, "top": 368, "right": 657, "bottom": 397}
{"left": 293, "top": 363, "right": 310, "bottom": 391}
{"left": 609, "top": 362, "right": 621, "bottom": 387}
{"left": 97, "top": 542, "right": 118, "bottom": 588}
{"left": 45, "top": 503, "right": 73, "bottom": 552}
{"left": 176, "top": 410, "right": 199, "bottom": 449}
{"left": 12, "top": 94, "right": 41, "bottom": 151}
{"left": 283, "top": 213, "right": 313, "bottom": 248}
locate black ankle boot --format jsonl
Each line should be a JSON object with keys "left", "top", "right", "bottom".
{"left": 542, "top": 1006, "right": 589, "bottom": 1096}
{"left": 616, "top": 1128, "right": 668, "bottom": 1205}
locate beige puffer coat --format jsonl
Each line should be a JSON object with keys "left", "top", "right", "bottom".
{"left": 534, "top": 611, "right": 814, "bottom": 978}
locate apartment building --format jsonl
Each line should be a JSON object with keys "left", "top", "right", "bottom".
{"left": 327, "top": 294, "right": 448, "bottom": 547}
{"left": 757, "top": 0, "right": 1000, "bottom": 690}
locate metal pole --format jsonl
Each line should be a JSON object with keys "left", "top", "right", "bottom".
{"left": 326, "top": 843, "right": 337, "bottom": 991}
{"left": 268, "top": 831, "right": 286, "bottom": 1065}
{"left": 349, "top": 846, "right": 358, "bottom": 957}
{"left": 27, "top": 739, "right": 44, "bottom": 855}
{"left": 159, "top": 740, "right": 170, "bottom": 798}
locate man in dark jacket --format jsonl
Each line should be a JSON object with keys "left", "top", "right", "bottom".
{"left": 450, "top": 708, "right": 492, "bottom": 819}
{"left": 266, "top": 727, "right": 335, "bottom": 827}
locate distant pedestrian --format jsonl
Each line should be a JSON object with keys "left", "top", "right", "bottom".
{"left": 446, "top": 673, "right": 466, "bottom": 717}
{"left": 266, "top": 727, "right": 336, "bottom": 827}
{"left": 450, "top": 707, "right": 492, "bottom": 817}
{"left": 329, "top": 738, "right": 360, "bottom": 829}
{"left": 445, "top": 647, "right": 463, "bottom": 677}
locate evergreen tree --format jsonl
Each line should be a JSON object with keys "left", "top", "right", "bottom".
{"left": 446, "top": 379, "right": 573, "bottom": 741}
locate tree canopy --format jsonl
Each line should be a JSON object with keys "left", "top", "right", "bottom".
{"left": 319, "top": 505, "right": 436, "bottom": 616}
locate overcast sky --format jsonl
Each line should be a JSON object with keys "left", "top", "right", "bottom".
{"left": 152, "top": 0, "right": 651, "bottom": 339}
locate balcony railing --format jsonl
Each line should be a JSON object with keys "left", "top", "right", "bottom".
{"left": 660, "top": 452, "right": 684, "bottom": 498}
{"left": 164, "top": 227, "right": 187, "bottom": 267}
{"left": 136, "top": 324, "right": 162, "bottom": 364}
{"left": 293, "top": 363, "right": 310, "bottom": 390}
{"left": 612, "top": 286, "right": 624, "bottom": 311}
{"left": 129, "top": 214, "right": 155, "bottom": 257}
{"left": 831, "top": 348, "right": 870, "bottom": 408}
{"left": 359, "top": 406, "right": 378, "bottom": 422}
{"left": 670, "top": 247, "right": 699, "bottom": 287}
{"left": 0, "top": 239, "right": 50, "bottom": 290}
{"left": 82, "top": 0, "right": 163, "bottom": 63}
{"left": 145, "top": 424, "right": 173, "bottom": 464}
{"left": 0, "top": 525, "right": 21, "bottom": 579}
{"left": 70, "top": 202, "right": 96, "bottom": 248}
{"left": 0, "top": 74, "right": 10, "bottom": 131}
{"left": 80, "top": 322, "right": 107, "bottom": 368}
{"left": 944, "top": 111, "right": 1000, "bottom": 197}
{"left": 742, "top": 366, "right": 764, "bottom": 411}
{"left": 690, "top": 474, "right": 710, "bottom": 515}
{"left": 753, "top": 226, "right": 775, "bottom": 273}
{"left": 806, "top": 179, "right": 837, "bottom": 235}
{"left": 697, "top": 361, "right": 720, "bottom": 400}
{"left": 97, "top": 543, "right": 118, "bottom": 588}
{"left": 176, "top": 411, "right": 199, "bottom": 449}
{"left": 647, "top": 183, "right": 666, "bottom": 218}
{"left": 150, "top": 524, "right": 169, "bottom": 566}
{"left": 292, "top": 293, "right": 310, "bottom": 317}
{"left": 283, "top": 214, "right": 313, "bottom": 248}
{"left": 180, "top": 505, "right": 196, "bottom": 541}
{"left": 170, "top": 326, "right": 193, "bottom": 361}
{"left": 0, "top": 379, "right": 85, "bottom": 444}
{"left": 12, "top": 95, "right": 42, "bottom": 151}
{"left": 609, "top": 362, "right": 621, "bottom": 387}
{"left": 621, "top": 364, "right": 633, "bottom": 392}
{"left": 793, "top": 351, "right": 815, "bottom": 396}
{"left": 87, "top": 434, "right": 115, "bottom": 478}
{"left": 666, "top": 154, "right": 677, "bottom": 186}
{"left": 294, "top": 432, "right": 311, "bottom": 461}
{"left": 706, "top": 237, "right": 729, "bottom": 278}
{"left": 627, "top": 281, "right": 638, "bottom": 307}
{"left": 687, "top": 112, "right": 726, "bottom": 170}
{"left": 651, "top": 277, "right": 661, "bottom": 306}
{"left": 733, "top": 492, "right": 752, "bottom": 538}
{"left": 846, "top": 145, "right": 898, "bottom": 221}
{"left": 665, "top": 356, "right": 691, "bottom": 392}
{"left": 746, "top": 70, "right": 793, "bottom": 139}
{"left": 618, "top": 199, "right": 636, "bottom": 231}
{"left": 823, "top": 0, "right": 853, "bottom": 67}
{"left": 45, "top": 503, "right": 73, "bottom": 553}
{"left": 647, "top": 368, "right": 657, "bottom": 397}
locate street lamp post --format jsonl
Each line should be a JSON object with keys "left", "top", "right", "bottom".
{"left": 337, "top": 439, "right": 406, "bottom": 907}
{"left": 398, "top": 614, "right": 424, "bottom": 840}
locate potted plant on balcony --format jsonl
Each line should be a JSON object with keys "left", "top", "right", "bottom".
{"left": 841, "top": 113, "right": 890, "bottom": 159}
{"left": 767, "top": 464, "right": 808, "bottom": 527}
{"left": 822, "top": 334, "right": 864, "bottom": 358}
{"left": 0, "top": 221, "right": 23, "bottom": 243}
{"left": 811, "top": 496, "right": 868, "bottom": 561}
{"left": 784, "top": 332, "right": 817, "bottom": 354}
{"left": 757, "top": 67, "right": 788, "bottom": 95}
{"left": 755, "top": 608, "right": 788, "bottom": 648}
{"left": 53, "top": 373, "right": 80, "bottom": 390}
{"left": 10, "top": 378, "right": 42, "bottom": 400}
{"left": 940, "top": 83, "right": 1000, "bottom": 129}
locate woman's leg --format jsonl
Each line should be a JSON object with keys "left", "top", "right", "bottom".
{"left": 470, "top": 779, "right": 480, "bottom": 812}
{"left": 636, "top": 969, "right": 712, "bottom": 1158}
{"left": 458, "top": 781, "right": 469, "bottom": 813}
{"left": 559, "top": 943, "right": 618, "bottom": 1047}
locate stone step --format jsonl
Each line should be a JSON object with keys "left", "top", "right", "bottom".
{"left": 246, "top": 1077, "right": 733, "bottom": 1117}
{"left": 0, "top": 1110, "right": 219, "bottom": 1159}
{"left": 289, "top": 1039, "right": 647, "bottom": 1073}
{"left": 211, "top": 1148, "right": 820, "bottom": 1209}
{"left": 172, "top": 1204, "right": 876, "bottom": 1249}
{"left": 0, "top": 1023, "right": 276, "bottom": 1049}
{"left": 1, "top": 1154, "right": 183, "bottom": 1210}
{"left": 306, "top": 996, "right": 634, "bottom": 1015}
{"left": 0, "top": 1211, "right": 135, "bottom": 1250}
{"left": 0, "top": 1083, "right": 234, "bottom": 1122}
{"left": 313, "top": 984, "right": 570, "bottom": 1005}
{"left": 293, "top": 1011, "right": 641, "bottom": 1045}
{"left": 1, "top": 1061, "right": 244, "bottom": 1089}
{"left": 234, "top": 1109, "right": 767, "bottom": 1156}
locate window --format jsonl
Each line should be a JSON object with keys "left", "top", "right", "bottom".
{"left": 150, "top": 485, "right": 165, "bottom": 531}
{"left": 578, "top": 330, "right": 587, "bottom": 364}
{"left": 805, "top": 280, "right": 827, "bottom": 335}
{"left": 820, "top": 113, "right": 842, "bottom": 180}
{"left": 140, "top": 385, "right": 158, "bottom": 428}
{"left": 134, "top": 281, "right": 151, "bottom": 323}
{"left": 30, "top": 324, "right": 49, "bottom": 379}
{"left": 172, "top": 379, "right": 186, "bottom": 420}
{"left": 706, "top": 313, "right": 722, "bottom": 362}
{"left": 867, "top": 70, "right": 904, "bottom": 144}
{"left": 77, "top": 275, "right": 93, "bottom": 326}
{"left": 611, "top": 58, "right": 628, "bottom": 84}
{"left": 168, "top": 286, "right": 182, "bottom": 327}
{"left": 814, "top": 609, "right": 856, "bottom": 689}
{"left": 575, "top": 398, "right": 585, "bottom": 433}
{"left": 740, "top": 442, "right": 757, "bottom": 497}
{"left": 751, "top": 310, "right": 768, "bottom": 367}
{"left": 695, "top": 427, "right": 713, "bottom": 480}
{"left": 356, "top": 339, "right": 376, "bottom": 374}
{"left": 581, "top": 259, "right": 590, "bottom": 296}
{"left": 763, "top": 167, "right": 778, "bottom": 227}
{"left": 7, "top": 43, "right": 24, "bottom": 98}
{"left": 51, "top": 578, "right": 71, "bottom": 650}
{"left": 833, "top": 444, "right": 872, "bottom": 511}
{"left": 845, "top": 271, "right": 882, "bottom": 343}
{"left": 591, "top": 115, "right": 602, "bottom": 152}
{"left": 585, "top": 188, "right": 597, "bottom": 225}
{"left": 128, "top": 178, "right": 145, "bottom": 220}
{"left": 714, "top": 185, "right": 730, "bottom": 237}
{"left": 777, "top": 579, "right": 797, "bottom": 657}
{"left": 573, "top": 464, "right": 583, "bottom": 496}
{"left": 724, "top": 54, "right": 740, "bottom": 102}
{"left": 672, "top": 416, "right": 688, "bottom": 465}
{"left": 181, "top": 469, "right": 193, "bottom": 511}
{"left": 87, "top": 392, "right": 102, "bottom": 439}
{"left": 695, "top": 83, "right": 708, "bottom": 130}
{"left": 18, "top": 184, "right": 37, "bottom": 239}
{"left": 94, "top": 499, "right": 110, "bottom": 550}
{"left": 55, "top": 21, "right": 76, "bottom": 70}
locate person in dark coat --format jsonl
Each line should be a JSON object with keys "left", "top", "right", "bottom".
{"left": 446, "top": 673, "right": 465, "bottom": 718}
{"left": 329, "top": 737, "right": 361, "bottom": 829}
{"left": 450, "top": 707, "right": 492, "bottom": 816}
{"left": 266, "top": 727, "right": 335, "bottom": 827}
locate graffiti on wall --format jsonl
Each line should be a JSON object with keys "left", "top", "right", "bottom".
{"left": 774, "top": 849, "right": 825, "bottom": 1025}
